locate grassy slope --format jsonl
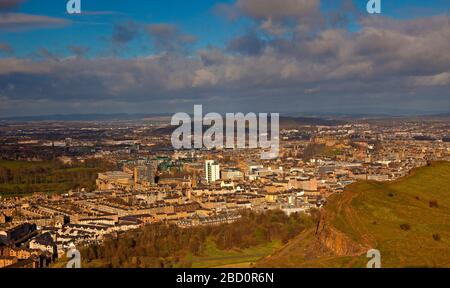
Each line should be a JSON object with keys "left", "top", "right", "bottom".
{"left": 257, "top": 161, "right": 450, "bottom": 268}
{"left": 185, "top": 239, "right": 282, "bottom": 268}
{"left": 52, "top": 238, "right": 283, "bottom": 269}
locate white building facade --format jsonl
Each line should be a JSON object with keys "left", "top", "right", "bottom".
{"left": 204, "top": 160, "right": 220, "bottom": 183}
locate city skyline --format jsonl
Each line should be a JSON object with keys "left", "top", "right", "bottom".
{"left": 1, "top": 0, "right": 450, "bottom": 273}
{"left": 1, "top": 114, "right": 449, "bottom": 268}
{"left": 0, "top": 0, "right": 449, "bottom": 116}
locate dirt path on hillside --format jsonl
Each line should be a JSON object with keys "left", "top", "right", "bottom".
{"left": 328, "top": 188, "right": 376, "bottom": 249}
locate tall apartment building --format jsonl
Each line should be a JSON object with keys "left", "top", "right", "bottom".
{"left": 204, "top": 160, "right": 220, "bottom": 183}
{"left": 132, "top": 160, "right": 157, "bottom": 185}
{"left": 146, "top": 161, "right": 157, "bottom": 184}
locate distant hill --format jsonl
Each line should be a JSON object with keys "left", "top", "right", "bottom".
{"left": 150, "top": 116, "right": 343, "bottom": 137}
{"left": 0, "top": 112, "right": 343, "bottom": 126}
{"left": 279, "top": 116, "right": 344, "bottom": 128}
{"left": 1, "top": 112, "right": 449, "bottom": 122}
{"left": 0, "top": 113, "right": 171, "bottom": 122}
{"left": 257, "top": 162, "right": 450, "bottom": 268}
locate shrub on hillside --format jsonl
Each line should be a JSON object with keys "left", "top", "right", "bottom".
{"left": 432, "top": 233, "right": 441, "bottom": 241}
{"left": 400, "top": 223, "right": 411, "bottom": 231}
{"left": 429, "top": 200, "right": 439, "bottom": 208}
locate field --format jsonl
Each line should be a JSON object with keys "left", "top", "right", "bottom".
{"left": 257, "top": 161, "right": 450, "bottom": 268}
{"left": 185, "top": 239, "right": 282, "bottom": 268}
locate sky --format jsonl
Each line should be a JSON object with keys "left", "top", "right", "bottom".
{"left": 0, "top": 0, "right": 449, "bottom": 117}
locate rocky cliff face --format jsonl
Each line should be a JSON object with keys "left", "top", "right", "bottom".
{"left": 311, "top": 215, "right": 367, "bottom": 257}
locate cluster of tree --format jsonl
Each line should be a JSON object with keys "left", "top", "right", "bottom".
{"left": 302, "top": 143, "right": 327, "bottom": 161}
{"left": 81, "top": 210, "right": 318, "bottom": 268}
{"left": 0, "top": 159, "right": 115, "bottom": 196}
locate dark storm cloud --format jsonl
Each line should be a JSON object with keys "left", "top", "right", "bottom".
{"left": 0, "top": 3, "right": 450, "bottom": 116}
{"left": 227, "top": 33, "right": 266, "bottom": 55}
{"left": 218, "top": 0, "right": 323, "bottom": 35}
{"left": 146, "top": 23, "right": 197, "bottom": 54}
{"left": 236, "top": 0, "right": 320, "bottom": 21}
{"left": 68, "top": 45, "right": 91, "bottom": 58}
{"left": 0, "top": 13, "right": 70, "bottom": 31}
{"left": 0, "top": 43, "right": 14, "bottom": 54}
{"left": 198, "top": 48, "right": 229, "bottom": 66}
{"left": 0, "top": 1, "right": 69, "bottom": 32}
{"left": 326, "top": 0, "right": 361, "bottom": 28}
{"left": 36, "top": 48, "right": 60, "bottom": 61}
{"left": 112, "top": 21, "right": 140, "bottom": 45}
{"left": 0, "top": 0, "right": 26, "bottom": 11}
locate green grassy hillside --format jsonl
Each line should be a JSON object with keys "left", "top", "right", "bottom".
{"left": 257, "top": 161, "right": 450, "bottom": 268}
